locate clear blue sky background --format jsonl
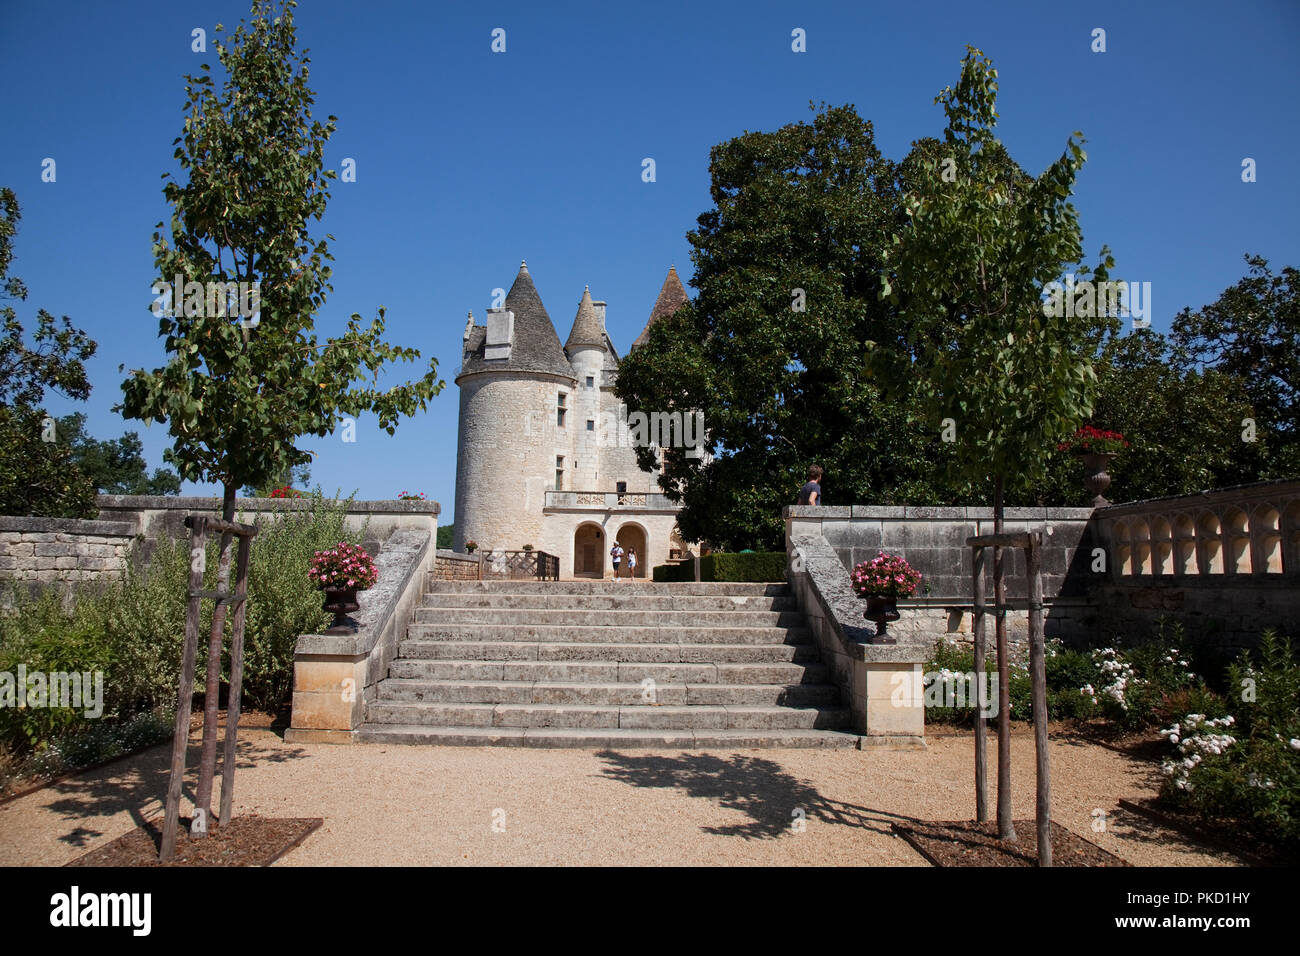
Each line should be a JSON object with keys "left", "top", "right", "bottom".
{"left": 2, "top": 0, "right": 1297, "bottom": 523}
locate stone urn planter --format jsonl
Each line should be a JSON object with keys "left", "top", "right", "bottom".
{"left": 308, "top": 541, "right": 379, "bottom": 636}
{"left": 1081, "top": 452, "right": 1116, "bottom": 507}
{"left": 321, "top": 587, "right": 361, "bottom": 635}
{"left": 851, "top": 551, "right": 921, "bottom": 646}
{"left": 862, "top": 594, "right": 901, "bottom": 645}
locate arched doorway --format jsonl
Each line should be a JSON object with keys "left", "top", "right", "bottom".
{"left": 573, "top": 523, "right": 605, "bottom": 578}
{"left": 615, "top": 523, "right": 648, "bottom": 578}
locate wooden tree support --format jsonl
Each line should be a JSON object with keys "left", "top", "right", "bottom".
{"left": 967, "top": 529, "right": 1052, "bottom": 866}
{"left": 159, "top": 515, "right": 258, "bottom": 863}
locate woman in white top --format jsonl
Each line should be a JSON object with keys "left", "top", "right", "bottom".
{"left": 627, "top": 549, "right": 638, "bottom": 578}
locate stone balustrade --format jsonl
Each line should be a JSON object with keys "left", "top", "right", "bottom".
{"left": 544, "top": 490, "right": 679, "bottom": 511}
{"left": 1095, "top": 478, "right": 1300, "bottom": 579}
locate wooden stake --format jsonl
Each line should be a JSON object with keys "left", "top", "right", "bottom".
{"left": 972, "top": 544, "right": 988, "bottom": 823}
{"left": 219, "top": 533, "right": 253, "bottom": 826}
{"left": 1027, "top": 532, "right": 1052, "bottom": 866}
{"left": 993, "top": 475, "right": 1016, "bottom": 842}
{"left": 160, "top": 518, "right": 207, "bottom": 861}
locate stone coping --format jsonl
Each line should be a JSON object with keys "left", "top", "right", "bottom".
{"left": 784, "top": 505, "right": 1095, "bottom": 520}
{"left": 436, "top": 549, "right": 479, "bottom": 563}
{"left": 295, "top": 528, "right": 430, "bottom": 658}
{"left": 96, "top": 494, "right": 440, "bottom": 515}
{"left": 1095, "top": 477, "right": 1300, "bottom": 515}
{"left": 789, "top": 534, "right": 929, "bottom": 664}
{"left": 0, "top": 515, "right": 136, "bottom": 536}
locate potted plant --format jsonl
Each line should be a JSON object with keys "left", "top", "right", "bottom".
{"left": 1058, "top": 425, "right": 1128, "bottom": 507}
{"left": 850, "top": 551, "right": 922, "bottom": 645}
{"left": 397, "top": 490, "right": 426, "bottom": 500}
{"left": 308, "top": 541, "right": 379, "bottom": 634}
{"left": 521, "top": 543, "right": 534, "bottom": 552}
{"left": 465, "top": 540, "right": 478, "bottom": 554}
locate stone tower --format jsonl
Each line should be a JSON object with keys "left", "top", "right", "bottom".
{"left": 564, "top": 287, "right": 607, "bottom": 490}
{"left": 453, "top": 261, "right": 576, "bottom": 552}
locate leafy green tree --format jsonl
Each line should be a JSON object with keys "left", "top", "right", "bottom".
{"left": 55, "top": 413, "right": 182, "bottom": 496}
{"left": 1032, "top": 328, "right": 1259, "bottom": 505}
{"left": 241, "top": 461, "right": 310, "bottom": 497}
{"left": 0, "top": 187, "right": 98, "bottom": 518}
{"left": 616, "top": 104, "right": 969, "bottom": 550}
{"left": 874, "top": 47, "right": 1114, "bottom": 846}
{"left": 118, "top": 0, "right": 444, "bottom": 825}
{"left": 1171, "top": 255, "right": 1299, "bottom": 478}
{"left": 437, "top": 524, "right": 453, "bottom": 549}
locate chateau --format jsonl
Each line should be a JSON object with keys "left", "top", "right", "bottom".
{"left": 452, "top": 261, "right": 692, "bottom": 577}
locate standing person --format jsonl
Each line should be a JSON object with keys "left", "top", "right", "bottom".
{"left": 627, "top": 548, "right": 638, "bottom": 579}
{"left": 610, "top": 542, "right": 624, "bottom": 580}
{"left": 797, "top": 464, "right": 823, "bottom": 505}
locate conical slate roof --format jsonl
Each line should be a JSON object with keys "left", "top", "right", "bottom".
{"left": 565, "top": 286, "right": 607, "bottom": 352}
{"left": 632, "top": 265, "right": 689, "bottom": 349}
{"left": 458, "top": 260, "right": 575, "bottom": 381}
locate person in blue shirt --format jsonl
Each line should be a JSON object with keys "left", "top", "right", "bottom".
{"left": 797, "top": 464, "right": 823, "bottom": 505}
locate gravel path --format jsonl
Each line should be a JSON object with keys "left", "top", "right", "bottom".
{"left": 0, "top": 729, "right": 1243, "bottom": 866}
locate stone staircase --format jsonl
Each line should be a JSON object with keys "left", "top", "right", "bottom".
{"left": 358, "top": 577, "right": 859, "bottom": 748}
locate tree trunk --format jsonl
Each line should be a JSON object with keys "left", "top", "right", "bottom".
{"left": 193, "top": 483, "right": 236, "bottom": 835}
{"left": 993, "top": 475, "right": 1017, "bottom": 842}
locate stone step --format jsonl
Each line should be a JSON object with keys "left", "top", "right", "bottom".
{"left": 411, "top": 607, "right": 804, "bottom": 627}
{"left": 387, "top": 659, "right": 831, "bottom": 685}
{"left": 424, "top": 579, "right": 788, "bottom": 597}
{"left": 394, "top": 641, "right": 819, "bottom": 664}
{"left": 419, "top": 593, "right": 798, "bottom": 612}
{"left": 405, "top": 623, "right": 812, "bottom": 645}
{"left": 377, "top": 679, "right": 841, "bottom": 707}
{"left": 364, "top": 701, "right": 851, "bottom": 730}
{"left": 356, "top": 725, "right": 862, "bottom": 749}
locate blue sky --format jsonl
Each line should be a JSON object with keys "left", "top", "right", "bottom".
{"left": 2, "top": 0, "right": 1297, "bottom": 522}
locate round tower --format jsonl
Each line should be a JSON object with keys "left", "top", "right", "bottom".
{"left": 564, "top": 287, "right": 608, "bottom": 491}
{"left": 453, "top": 261, "right": 577, "bottom": 553}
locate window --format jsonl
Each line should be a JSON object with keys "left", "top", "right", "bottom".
{"left": 616, "top": 480, "right": 627, "bottom": 505}
{"left": 586, "top": 376, "right": 594, "bottom": 389}
{"left": 555, "top": 456, "right": 564, "bottom": 490}
{"left": 556, "top": 392, "right": 567, "bottom": 427}
{"left": 586, "top": 419, "right": 595, "bottom": 431}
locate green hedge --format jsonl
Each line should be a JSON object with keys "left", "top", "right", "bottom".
{"left": 651, "top": 552, "right": 787, "bottom": 583}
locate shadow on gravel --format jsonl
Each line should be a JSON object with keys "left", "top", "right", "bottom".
{"left": 595, "top": 750, "right": 924, "bottom": 841}
{"left": 41, "top": 736, "right": 309, "bottom": 850}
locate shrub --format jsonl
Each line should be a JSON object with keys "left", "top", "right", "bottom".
{"left": 0, "top": 491, "right": 363, "bottom": 767}
{"left": 652, "top": 562, "right": 694, "bottom": 582}
{"left": 700, "top": 552, "right": 786, "bottom": 582}
{"left": 1157, "top": 630, "right": 1299, "bottom": 848}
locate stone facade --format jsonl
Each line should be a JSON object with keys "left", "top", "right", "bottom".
{"left": 433, "top": 549, "right": 481, "bottom": 581}
{"left": 452, "top": 261, "right": 694, "bottom": 577}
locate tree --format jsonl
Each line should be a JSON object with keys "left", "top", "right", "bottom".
{"left": 874, "top": 47, "right": 1114, "bottom": 851}
{"left": 1031, "top": 328, "right": 1260, "bottom": 506}
{"left": 242, "top": 461, "right": 310, "bottom": 497}
{"left": 615, "top": 104, "right": 969, "bottom": 550}
{"left": 54, "top": 413, "right": 183, "bottom": 496}
{"left": 437, "top": 524, "right": 453, "bottom": 549}
{"left": 0, "top": 187, "right": 99, "bottom": 518}
{"left": 1171, "top": 255, "right": 1300, "bottom": 478}
{"left": 119, "top": 0, "right": 444, "bottom": 827}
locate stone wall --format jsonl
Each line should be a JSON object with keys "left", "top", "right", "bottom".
{"left": 786, "top": 504, "right": 1099, "bottom": 646}
{"left": 0, "top": 516, "right": 137, "bottom": 596}
{"left": 434, "top": 550, "right": 480, "bottom": 581}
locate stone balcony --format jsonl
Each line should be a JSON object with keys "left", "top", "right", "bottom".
{"left": 543, "top": 490, "right": 680, "bottom": 511}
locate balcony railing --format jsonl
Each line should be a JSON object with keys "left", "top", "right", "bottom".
{"left": 544, "top": 490, "right": 680, "bottom": 510}
{"left": 478, "top": 549, "right": 560, "bottom": 581}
